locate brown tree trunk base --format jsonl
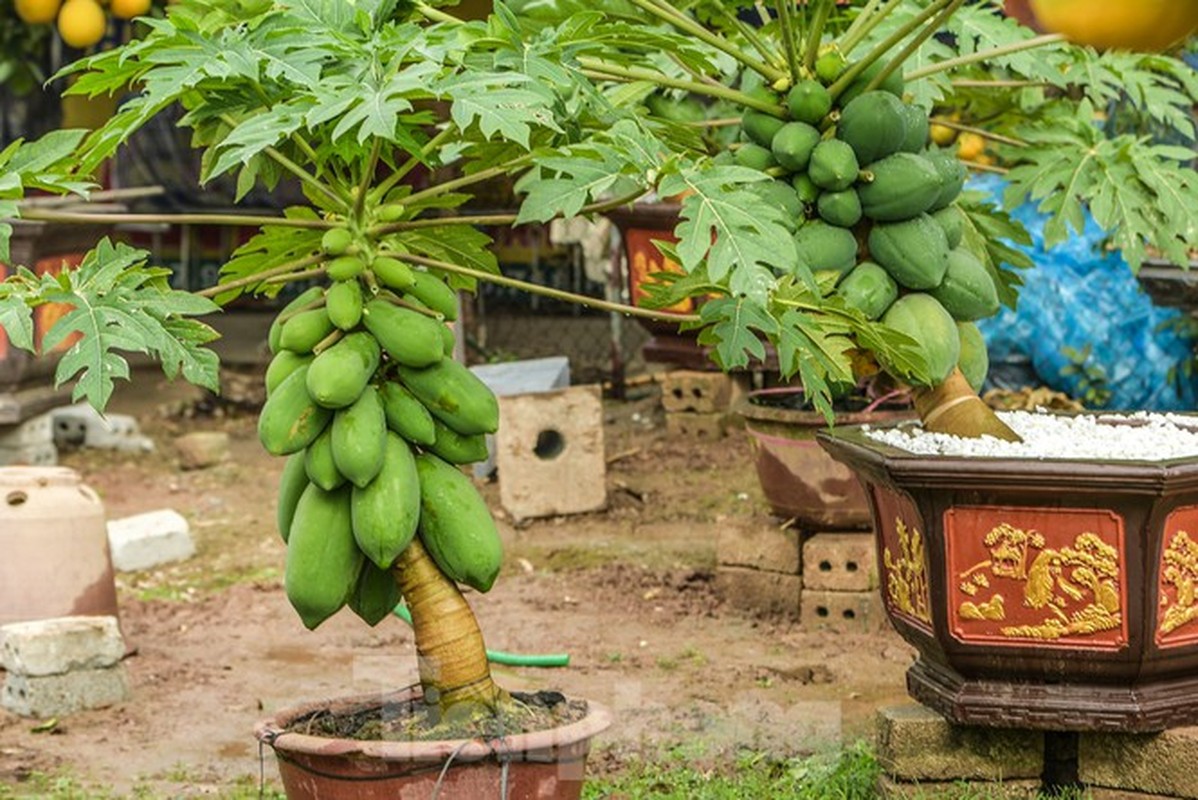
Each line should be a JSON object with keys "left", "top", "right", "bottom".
{"left": 914, "top": 368, "right": 1022, "bottom": 442}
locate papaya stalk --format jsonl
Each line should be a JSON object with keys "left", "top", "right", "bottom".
{"left": 914, "top": 368, "right": 1021, "bottom": 441}
{"left": 392, "top": 538, "right": 507, "bottom": 718}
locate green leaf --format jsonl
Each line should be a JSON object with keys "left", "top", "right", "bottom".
{"left": 393, "top": 225, "right": 498, "bottom": 291}
{"left": 694, "top": 296, "right": 777, "bottom": 370}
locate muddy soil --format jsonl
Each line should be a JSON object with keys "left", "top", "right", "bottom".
{"left": 0, "top": 370, "right": 913, "bottom": 796}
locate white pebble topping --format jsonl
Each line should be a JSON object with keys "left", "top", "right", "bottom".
{"left": 862, "top": 410, "right": 1198, "bottom": 461}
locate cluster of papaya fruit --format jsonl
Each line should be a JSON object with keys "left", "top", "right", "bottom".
{"left": 259, "top": 224, "right": 503, "bottom": 630}
{"left": 727, "top": 52, "right": 1000, "bottom": 390}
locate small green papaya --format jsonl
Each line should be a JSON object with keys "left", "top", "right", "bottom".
{"left": 932, "top": 205, "right": 966, "bottom": 249}
{"left": 278, "top": 307, "right": 336, "bottom": 354}
{"left": 788, "top": 79, "right": 833, "bottom": 125}
{"left": 880, "top": 293, "right": 961, "bottom": 386}
{"left": 326, "top": 255, "right": 367, "bottom": 281}
{"left": 899, "top": 104, "right": 930, "bottom": 154}
{"left": 924, "top": 147, "right": 967, "bottom": 212}
{"left": 794, "top": 221, "right": 859, "bottom": 275}
{"left": 405, "top": 270, "right": 459, "bottom": 321}
{"left": 304, "top": 426, "right": 346, "bottom": 491}
{"left": 836, "top": 91, "right": 907, "bottom": 165}
{"left": 857, "top": 153, "right": 942, "bottom": 222}
{"left": 957, "top": 321, "right": 990, "bottom": 393}
{"left": 268, "top": 286, "right": 324, "bottom": 355}
{"left": 285, "top": 484, "right": 361, "bottom": 629}
{"left": 750, "top": 179, "right": 804, "bottom": 224}
{"left": 742, "top": 108, "right": 787, "bottom": 148}
{"left": 305, "top": 331, "right": 381, "bottom": 409}
{"left": 868, "top": 213, "right": 950, "bottom": 290}
{"left": 265, "top": 350, "right": 313, "bottom": 397}
{"left": 836, "top": 261, "right": 898, "bottom": 320}
{"left": 362, "top": 299, "right": 445, "bottom": 368}
{"left": 379, "top": 380, "right": 437, "bottom": 446}
{"left": 352, "top": 432, "right": 420, "bottom": 569}
{"left": 428, "top": 418, "right": 490, "bottom": 465}
{"left": 415, "top": 453, "right": 503, "bottom": 593}
{"left": 325, "top": 279, "right": 364, "bottom": 331}
{"left": 817, "top": 189, "right": 863, "bottom": 228}
{"left": 331, "top": 386, "right": 388, "bottom": 489}
{"left": 276, "top": 453, "right": 309, "bottom": 543}
{"left": 258, "top": 365, "right": 332, "bottom": 456}
{"left": 929, "top": 248, "right": 1000, "bottom": 322}
{"left": 347, "top": 560, "right": 403, "bottom": 627}
{"left": 397, "top": 358, "right": 499, "bottom": 436}
{"left": 771, "top": 122, "right": 822, "bottom": 173}
{"left": 734, "top": 142, "right": 777, "bottom": 171}
{"left": 808, "top": 140, "right": 859, "bottom": 192}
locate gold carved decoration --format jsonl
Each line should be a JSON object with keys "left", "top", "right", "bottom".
{"left": 1160, "top": 529, "right": 1198, "bottom": 635}
{"left": 884, "top": 517, "right": 931, "bottom": 624}
{"left": 957, "top": 524, "right": 1121, "bottom": 640}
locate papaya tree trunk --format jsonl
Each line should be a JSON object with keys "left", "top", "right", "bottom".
{"left": 392, "top": 538, "right": 506, "bottom": 719}
{"left": 913, "top": 367, "right": 1022, "bottom": 441}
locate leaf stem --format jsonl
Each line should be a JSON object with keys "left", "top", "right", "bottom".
{"left": 261, "top": 266, "right": 328, "bottom": 286}
{"left": 961, "top": 160, "right": 1008, "bottom": 175}
{"left": 19, "top": 209, "right": 335, "bottom": 230}
{"left": 802, "top": 0, "right": 835, "bottom": 73}
{"left": 414, "top": 2, "right": 463, "bottom": 25}
{"left": 355, "top": 138, "right": 383, "bottom": 222}
{"left": 399, "top": 155, "right": 533, "bottom": 209}
{"left": 375, "top": 125, "right": 457, "bottom": 199}
{"left": 196, "top": 254, "right": 325, "bottom": 298}
{"left": 904, "top": 33, "right": 1068, "bottom": 81}
{"left": 774, "top": 0, "right": 802, "bottom": 83}
{"left": 625, "top": 0, "right": 787, "bottom": 83}
{"left": 719, "top": 5, "right": 786, "bottom": 71}
{"left": 578, "top": 58, "right": 786, "bottom": 116}
{"left": 274, "top": 296, "right": 327, "bottom": 324}
{"left": 828, "top": 0, "right": 954, "bottom": 100}
{"left": 371, "top": 189, "right": 649, "bottom": 236}
{"left": 376, "top": 289, "right": 446, "bottom": 319}
{"left": 864, "top": 0, "right": 964, "bottom": 94}
{"left": 839, "top": 0, "right": 883, "bottom": 53}
{"left": 929, "top": 117, "right": 1028, "bottom": 147}
{"left": 216, "top": 113, "right": 349, "bottom": 210}
{"left": 950, "top": 79, "right": 1053, "bottom": 89}
{"left": 839, "top": 0, "right": 903, "bottom": 57}
{"left": 390, "top": 251, "right": 701, "bottom": 324}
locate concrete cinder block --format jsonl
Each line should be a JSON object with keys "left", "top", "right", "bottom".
{"left": 659, "top": 371, "right": 747, "bottom": 414}
{"left": 1080, "top": 727, "right": 1198, "bottom": 798}
{"left": 802, "top": 533, "right": 878, "bottom": 592}
{"left": 876, "top": 704, "right": 1044, "bottom": 783}
{"left": 0, "top": 441, "right": 57, "bottom": 467}
{"left": 665, "top": 411, "right": 726, "bottom": 440}
{"left": 716, "top": 519, "right": 800, "bottom": 575}
{"left": 107, "top": 509, "right": 196, "bottom": 572}
{"left": 2, "top": 664, "right": 130, "bottom": 718}
{"left": 715, "top": 566, "right": 801, "bottom": 620}
{"left": 800, "top": 589, "right": 886, "bottom": 633}
{"left": 51, "top": 404, "right": 153, "bottom": 452}
{"left": 174, "top": 431, "right": 230, "bottom": 470}
{"left": 470, "top": 357, "right": 570, "bottom": 479}
{"left": 878, "top": 775, "right": 1042, "bottom": 799}
{"left": 0, "top": 616, "right": 124, "bottom": 677}
{"left": 0, "top": 413, "right": 53, "bottom": 447}
{"left": 495, "top": 385, "right": 606, "bottom": 521}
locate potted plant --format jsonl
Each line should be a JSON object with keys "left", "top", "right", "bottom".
{"left": 3, "top": 0, "right": 1198, "bottom": 791}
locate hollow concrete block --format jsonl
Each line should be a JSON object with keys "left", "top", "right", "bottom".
{"left": 495, "top": 385, "right": 606, "bottom": 521}
{"left": 802, "top": 532, "right": 878, "bottom": 592}
{"left": 716, "top": 518, "right": 800, "bottom": 575}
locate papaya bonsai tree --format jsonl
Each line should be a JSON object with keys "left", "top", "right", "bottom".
{"left": 0, "top": 0, "right": 1196, "bottom": 771}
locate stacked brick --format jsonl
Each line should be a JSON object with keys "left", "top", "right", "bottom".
{"left": 715, "top": 518, "right": 884, "bottom": 631}
{"left": 0, "top": 412, "right": 56, "bottom": 467}
{"left": 0, "top": 616, "right": 130, "bottom": 718}
{"left": 660, "top": 371, "right": 749, "bottom": 440}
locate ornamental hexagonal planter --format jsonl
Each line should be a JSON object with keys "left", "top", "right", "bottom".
{"left": 818, "top": 418, "right": 1198, "bottom": 732}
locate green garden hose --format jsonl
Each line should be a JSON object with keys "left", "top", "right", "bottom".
{"left": 391, "top": 604, "right": 570, "bottom": 668}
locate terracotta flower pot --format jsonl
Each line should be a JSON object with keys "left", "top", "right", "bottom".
{"left": 255, "top": 688, "right": 611, "bottom": 799}
{"left": 737, "top": 388, "right": 913, "bottom": 530}
{"left": 819, "top": 417, "right": 1198, "bottom": 732}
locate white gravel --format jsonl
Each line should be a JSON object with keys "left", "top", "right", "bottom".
{"left": 863, "top": 410, "right": 1198, "bottom": 461}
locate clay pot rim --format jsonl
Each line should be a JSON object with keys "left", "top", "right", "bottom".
{"left": 254, "top": 687, "right": 612, "bottom": 764}
{"left": 736, "top": 386, "right": 914, "bottom": 427}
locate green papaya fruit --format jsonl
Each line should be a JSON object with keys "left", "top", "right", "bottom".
{"left": 924, "top": 147, "right": 967, "bottom": 212}
{"left": 957, "top": 321, "right": 989, "bottom": 393}
{"left": 415, "top": 453, "right": 503, "bottom": 593}
{"left": 787, "top": 79, "right": 832, "bottom": 125}
{"left": 361, "top": 299, "right": 445, "bottom": 368}
{"left": 347, "top": 560, "right": 403, "bottom": 627}
{"left": 734, "top": 142, "right": 777, "bottom": 172}
{"left": 880, "top": 293, "right": 961, "bottom": 386}
{"left": 929, "top": 248, "right": 1000, "bottom": 322}
{"left": 836, "top": 91, "right": 907, "bottom": 165}
{"left": 258, "top": 365, "right": 332, "bottom": 456}
{"left": 268, "top": 286, "right": 324, "bottom": 354}
{"left": 405, "top": 270, "right": 459, "bottom": 321}
{"left": 331, "top": 386, "right": 388, "bottom": 489}
{"left": 285, "top": 484, "right": 362, "bottom": 630}
{"left": 278, "top": 307, "right": 336, "bottom": 354}
{"left": 397, "top": 358, "right": 499, "bottom": 436}
{"left": 428, "top": 418, "right": 490, "bottom": 465}
{"left": 326, "top": 255, "right": 367, "bottom": 281}
{"left": 838, "top": 60, "right": 904, "bottom": 106}
{"left": 750, "top": 179, "right": 803, "bottom": 224}
{"left": 326, "top": 279, "right": 364, "bottom": 331}
{"left": 868, "top": 213, "right": 950, "bottom": 290}
{"left": 815, "top": 49, "right": 848, "bottom": 85}
{"left": 321, "top": 227, "right": 354, "bottom": 256}
{"left": 932, "top": 205, "right": 965, "bottom": 249}
{"left": 792, "top": 173, "right": 819, "bottom": 204}
{"left": 439, "top": 322, "right": 456, "bottom": 355}
{"left": 808, "top": 140, "right": 859, "bottom": 192}
{"left": 305, "top": 331, "right": 381, "bottom": 409}
{"left": 742, "top": 108, "right": 787, "bottom": 148}
{"left": 371, "top": 256, "right": 416, "bottom": 291}
{"left": 857, "top": 152, "right": 942, "bottom": 222}
{"left": 352, "top": 432, "right": 420, "bottom": 569}
{"left": 836, "top": 261, "right": 898, "bottom": 320}
{"left": 771, "top": 122, "right": 822, "bottom": 173}
{"left": 899, "top": 104, "right": 930, "bottom": 153}
{"left": 794, "top": 221, "right": 859, "bottom": 275}
{"left": 304, "top": 426, "right": 346, "bottom": 491}
{"left": 265, "top": 350, "right": 313, "bottom": 397}
{"left": 379, "top": 380, "right": 437, "bottom": 446}
{"left": 276, "top": 453, "right": 309, "bottom": 543}
{"left": 817, "top": 189, "right": 863, "bottom": 227}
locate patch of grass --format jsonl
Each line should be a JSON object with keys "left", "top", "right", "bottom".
{"left": 0, "top": 772, "right": 286, "bottom": 799}
{"left": 120, "top": 565, "right": 280, "bottom": 603}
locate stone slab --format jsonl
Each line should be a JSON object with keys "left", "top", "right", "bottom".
{"left": 659, "top": 371, "right": 747, "bottom": 414}
{"left": 174, "top": 431, "right": 230, "bottom": 470}
{"left": 876, "top": 703, "right": 1044, "bottom": 783}
{"left": 878, "top": 775, "right": 1042, "bottom": 799}
{"left": 716, "top": 518, "right": 800, "bottom": 575}
{"left": 715, "top": 565, "right": 801, "bottom": 620}
{"left": 802, "top": 532, "right": 878, "bottom": 592}
{"left": 0, "top": 413, "right": 53, "bottom": 447}
{"left": 495, "top": 385, "right": 606, "bottom": 521}
{"left": 51, "top": 404, "right": 153, "bottom": 452}
{"left": 1080, "top": 727, "right": 1198, "bottom": 799}
{"left": 1, "top": 664, "right": 130, "bottom": 718}
{"left": 800, "top": 589, "right": 887, "bottom": 633}
{"left": 0, "top": 615, "right": 124, "bottom": 677}
{"left": 107, "top": 509, "right": 196, "bottom": 572}
{"left": 0, "top": 441, "right": 57, "bottom": 467}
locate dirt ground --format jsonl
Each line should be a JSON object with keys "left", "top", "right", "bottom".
{"left": 0, "top": 368, "right": 914, "bottom": 796}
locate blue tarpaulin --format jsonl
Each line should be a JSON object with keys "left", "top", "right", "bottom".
{"left": 972, "top": 175, "right": 1197, "bottom": 411}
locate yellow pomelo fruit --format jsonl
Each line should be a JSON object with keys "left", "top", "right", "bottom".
{"left": 109, "top": 0, "right": 150, "bottom": 19}
{"left": 15, "top": 0, "right": 62, "bottom": 23}
{"left": 57, "top": 0, "right": 107, "bottom": 48}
